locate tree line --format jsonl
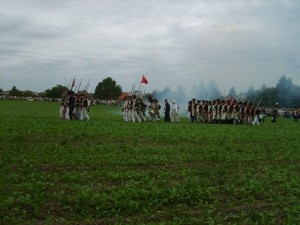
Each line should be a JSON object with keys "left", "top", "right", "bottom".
{"left": 150, "top": 75, "right": 300, "bottom": 108}
{"left": 1, "top": 75, "right": 300, "bottom": 107}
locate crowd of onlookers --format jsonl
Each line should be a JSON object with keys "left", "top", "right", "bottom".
{"left": 0, "top": 95, "right": 121, "bottom": 105}
{"left": 279, "top": 108, "right": 300, "bottom": 119}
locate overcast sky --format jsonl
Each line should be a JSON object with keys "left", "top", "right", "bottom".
{"left": 1, "top": 0, "right": 300, "bottom": 94}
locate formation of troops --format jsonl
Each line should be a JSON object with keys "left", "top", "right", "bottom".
{"left": 58, "top": 89, "right": 298, "bottom": 125}
{"left": 59, "top": 90, "right": 90, "bottom": 121}
{"left": 121, "top": 95, "right": 180, "bottom": 123}
{"left": 187, "top": 98, "right": 264, "bottom": 125}
{"left": 121, "top": 95, "right": 270, "bottom": 125}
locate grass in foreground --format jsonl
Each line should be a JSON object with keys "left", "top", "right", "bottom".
{"left": 0, "top": 101, "right": 300, "bottom": 224}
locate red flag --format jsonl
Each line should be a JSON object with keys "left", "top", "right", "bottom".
{"left": 71, "top": 78, "right": 76, "bottom": 88}
{"left": 141, "top": 75, "right": 148, "bottom": 84}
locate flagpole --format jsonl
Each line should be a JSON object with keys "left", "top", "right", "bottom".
{"left": 68, "top": 77, "right": 72, "bottom": 89}
{"left": 139, "top": 75, "right": 148, "bottom": 92}
{"left": 130, "top": 83, "right": 135, "bottom": 94}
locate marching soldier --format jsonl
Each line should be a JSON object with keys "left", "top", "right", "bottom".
{"left": 68, "top": 91, "right": 78, "bottom": 120}
{"left": 226, "top": 100, "right": 233, "bottom": 124}
{"left": 207, "top": 101, "right": 213, "bottom": 123}
{"left": 252, "top": 105, "right": 260, "bottom": 125}
{"left": 248, "top": 103, "right": 253, "bottom": 124}
{"left": 212, "top": 100, "right": 218, "bottom": 123}
{"left": 122, "top": 96, "right": 130, "bottom": 122}
{"left": 171, "top": 100, "right": 179, "bottom": 123}
{"left": 271, "top": 103, "right": 278, "bottom": 123}
{"left": 75, "top": 94, "right": 82, "bottom": 119}
{"left": 217, "top": 99, "right": 222, "bottom": 124}
{"left": 293, "top": 109, "right": 299, "bottom": 122}
{"left": 164, "top": 99, "right": 171, "bottom": 122}
{"left": 60, "top": 89, "right": 68, "bottom": 120}
{"left": 244, "top": 102, "right": 250, "bottom": 124}
{"left": 80, "top": 93, "right": 90, "bottom": 121}
{"left": 221, "top": 100, "right": 227, "bottom": 123}
{"left": 189, "top": 99, "right": 197, "bottom": 122}
{"left": 60, "top": 96, "right": 66, "bottom": 119}
{"left": 131, "top": 95, "right": 141, "bottom": 122}
{"left": 149, "top": 98, "right": 160, "bottom": 122}
{"left": 127, "top": 96, "right": 133, "bottom": 122}
{"left": 137, "top": 98, "right": 147, "bottom": 122}
{"left": 203, "top": 100, "right": 208, "bottom": 123}
{"left": 232, "top": 100, "right": 239, "bottom": 125}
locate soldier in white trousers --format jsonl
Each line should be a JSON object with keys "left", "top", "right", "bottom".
{"left": 171, "top": 100, "right": 179, "bottom": 122}
{"left": 252, "top": 107, "right": 260, "bottom": 125}
{"left": 122, "top": 96, "right": 129, "bottom": 122}
{"left": 131, "top": 95, "right": 141, "bottom": 122}
{"left": 80, "top": 94, "right": 90, "bottom": 121}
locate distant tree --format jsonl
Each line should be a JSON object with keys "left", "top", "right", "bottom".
{"left": 290, "top": 92, "right": 300, "bottom": 107}
{"left": 246, "top": 86, "right": 255, "bottom": 98}
{"left": 9, "top": 86, "right": 22, "bottom": 97}
{"left": 22, "top": 90, "right": 37, "bottom": 97}
{"left": 290, "top": 88, "right": 300, "bottom": 107}
{"left": 45, "top": 85, "right": 68, "bottom": 98}
{"left": 260, "top": 84, "right": 267, "bottom": 92}
{"left": 260, "top": 87, "right": 278, "bottom": 107}
{"left": 94, "top": 77, "right": 122, "bottom": 99}
{"left": 38, "top": 92, "right": 46, "bottom": 98}
{"left": 0, "top": 88, "right": 3, "bottom": 93}
{"left": 276, "top": 75, "right": 293, "bottom": 91}
{"left": 276, "top": 75, "right": 293, "bottom": 107}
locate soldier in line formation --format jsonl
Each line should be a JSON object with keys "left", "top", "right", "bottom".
{"left": 122, "top": 95, "right": 147, "bottom": 122}
{"left": 60, "top": 90, "right": 90, "bottom": 121}
{"left": 293, "top": 109, "right": 299, "bottom": 122}
{"left": 164, "top": 99, "right": 180, "bottom": 123}
{"left": 122, "top": 95, "right": 180, "bottom": 123}
{"left": 187, "top": 98, "right": 263, "bottom": 125}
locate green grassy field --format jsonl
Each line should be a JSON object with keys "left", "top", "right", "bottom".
{"left": 0, "top": 101, "right": 299, "bottom": 224}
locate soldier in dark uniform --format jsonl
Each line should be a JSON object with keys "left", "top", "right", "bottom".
{"left": 164, "top": 99, "right": 171, "bottom": 122}
{"left": 203, "top": 100, "right": 208, "bottom": 123}
{"left": 271, "top": 103, "right": 278, "bottom": 123}
{"left": 217, "top": 99, "right": 222, "bottom": 123}
{"left": 188, "top": 99, "right": 197, "bottom": 122}
{"left": 68, "top": 91, "right": 78, "bottom": 120}
{"left": 293, "top": 109, "right": 298, "bottom": 122}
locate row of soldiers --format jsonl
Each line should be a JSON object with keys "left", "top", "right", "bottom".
{"left": 187, "top": 98, "right": 264, "bottom": 125}
{"left": 121, "top": 95, "right": 266, "bottom": 125}
{"left": 121, "top": 95, "right": 180, "bottom": 123}
{"left": 122, "top": 95, "right": 148, "bottom": 122}
{"left": 59, "top": 90, "right": 90, "bottom": 121}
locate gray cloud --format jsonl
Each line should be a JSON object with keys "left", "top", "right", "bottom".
{"left": 1, "top": 0, "right": 300, "bottom": 94}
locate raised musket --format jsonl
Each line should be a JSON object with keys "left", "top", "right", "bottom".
{"left": 255, "top": 96, "right": 263, "bottom": 109}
